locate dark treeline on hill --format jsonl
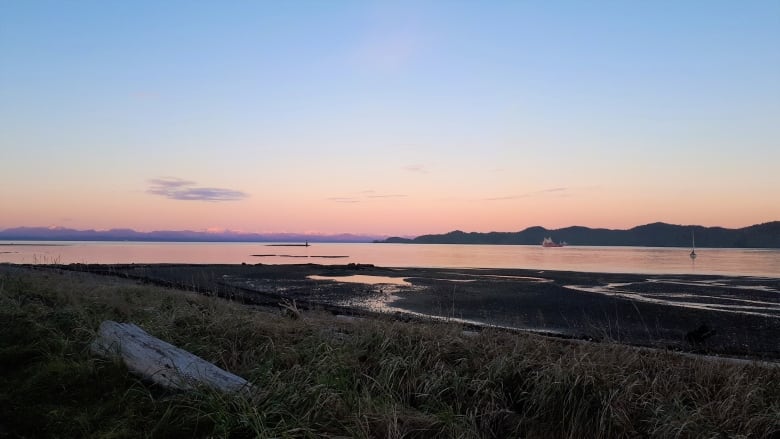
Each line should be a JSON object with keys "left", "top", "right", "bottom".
{"left": 378, "top": 222, "right": 780, "bottom": 248}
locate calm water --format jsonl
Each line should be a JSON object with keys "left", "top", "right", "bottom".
{"left": 1, "top": 241, "right": 779, "bottom": 277}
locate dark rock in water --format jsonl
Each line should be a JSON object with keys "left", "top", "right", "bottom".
{"left": 685, "top": 324, "right": 716, "bottom": 345}
{"left": 347, "top": 263, "right": 375, "bottom": 270}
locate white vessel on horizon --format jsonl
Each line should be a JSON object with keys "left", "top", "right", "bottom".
{"left": 542, "top": 237, "right": 565, "bottom": 248}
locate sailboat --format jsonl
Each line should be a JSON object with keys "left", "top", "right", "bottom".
{"left": 689, "top": 231, "right": 697, "bottom": 259}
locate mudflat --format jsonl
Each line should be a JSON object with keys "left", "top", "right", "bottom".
{"left": 48, "top": 263, "right": 780, "bottom": 360}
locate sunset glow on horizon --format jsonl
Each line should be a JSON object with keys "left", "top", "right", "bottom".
{"left": 2, "top": 1, "right": 778, "bottom": 237}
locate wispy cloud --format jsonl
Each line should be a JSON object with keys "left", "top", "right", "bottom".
{"left": 403, "top": 164, "right": 428, "bottom": 173}
{"left": 366, "top": 194, "right": 407, "bottom": 199}
{"left": 328, "top": 192, "right": 408, "bottom": 203}
{"left": 147, "top": 178, "right": 248, "bottom": 202}
{"left": 538, "top": 187, "right": 568, "bottom": 194}
{"left": 483, "top": 187, "right": 569, "bottom": 201}
{"left": 484, "top": 195, "right": 526, "bottom": 201}
{"left": 328, "top": 197, "right": 360, "bottom": 203}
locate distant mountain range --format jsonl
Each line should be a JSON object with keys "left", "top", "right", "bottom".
{"left": 4, "top": 222, "right": 779, "bottom": 248}
{"left": 0, "top": 227, "right": 383, "bottom": 243}
{"left": 378, "top": 222, "right": 780, "bottom": 248}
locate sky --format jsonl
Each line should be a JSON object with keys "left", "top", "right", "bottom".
{"left": 1, "top": 1, "right": 778, "bottom": 236}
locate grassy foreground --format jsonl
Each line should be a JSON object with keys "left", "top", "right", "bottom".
{"left": 1, "top": 266, "right": 778, "bottom": 438}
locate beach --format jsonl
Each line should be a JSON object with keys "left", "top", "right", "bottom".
{"left": 47, "top": 262, "right": 780, "bottom": 360}
{"left": 2, "top": 263, "right": 779, "bottom": 437}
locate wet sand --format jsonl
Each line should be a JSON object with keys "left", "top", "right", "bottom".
{"left": 41, "top": 263, "right": 780, "bottom": 360}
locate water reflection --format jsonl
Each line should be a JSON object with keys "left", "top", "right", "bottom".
{"left": 1, "top": 241, "right": 779, "bottom": 277}
{"left": 564, "top": 281, "right": 780, "bottom": 319}
{"left": 307, "top": 274, "right": 411, "bottom": 286}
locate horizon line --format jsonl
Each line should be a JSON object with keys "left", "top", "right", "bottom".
{"left": 1, "top": 220, "right": 777, "bottom": 241}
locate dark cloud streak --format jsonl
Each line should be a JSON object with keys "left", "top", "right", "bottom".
{"left": 147, "top": 178, "right": 248, "bottom": 202}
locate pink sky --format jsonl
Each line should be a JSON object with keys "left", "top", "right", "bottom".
{"left": 2, "top": 2, "right": 778, "bottom": 236}
{"left": 2, "top": 175, "right": 777, "bottom": 236}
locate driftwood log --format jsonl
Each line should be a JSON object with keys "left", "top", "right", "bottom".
{"left": 91, "top": 320, "right": 251, "bottom": 394}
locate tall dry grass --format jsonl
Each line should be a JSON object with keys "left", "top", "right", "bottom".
{"left": 0, "top": 265, "right": 778, "bottom": 438}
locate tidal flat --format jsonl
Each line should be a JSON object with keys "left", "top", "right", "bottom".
{"left": 1, "top": 263, "right": 779, "bottom": 438}
{"left": 53, "top": 262, "right": 780, "bottom": 360}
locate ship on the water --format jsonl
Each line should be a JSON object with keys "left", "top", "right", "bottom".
{"left": 542, "top": 237, "right": 565, "bottom": 247}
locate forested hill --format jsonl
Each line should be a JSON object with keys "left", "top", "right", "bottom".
{"left": 378, "top": 222, "right": 780, "bottom": 248}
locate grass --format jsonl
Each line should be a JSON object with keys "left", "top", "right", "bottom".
{"left": 0, "top": 265, "right": 778, "bottom": 438}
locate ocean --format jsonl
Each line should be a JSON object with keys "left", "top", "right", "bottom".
{"left": 1, "top": 241, "right": 778, "bottom": 277}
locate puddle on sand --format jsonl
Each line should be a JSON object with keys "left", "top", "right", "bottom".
{"left": 309, "top": 274, "right": 419, "bottom": 314}
{"left": 564, "top": 283, "right": 780, "bottom": 319}
{"left": 307, "top": 274, "right": 412, "bottom": 286}
{"left": 307, "top": 273, "right": 568, "bottom": 337}
{"left": 648, "top": 278, "right": 780, "bottom": 293}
